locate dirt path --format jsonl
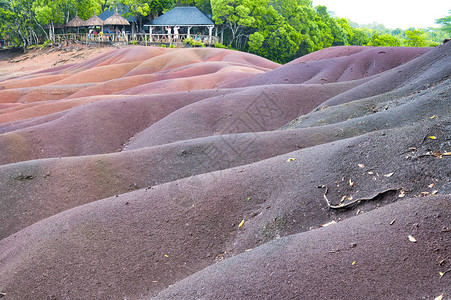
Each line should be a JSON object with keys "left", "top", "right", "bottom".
{"left": 0, "top": 44, "right": 118, "bottom": 81}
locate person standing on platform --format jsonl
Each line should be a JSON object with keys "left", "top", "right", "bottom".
{"left": 165, "top": 26, "right": 172, "bottom": 42}
{"left": 173, "top": 25, "right": 180, "bottom": 41}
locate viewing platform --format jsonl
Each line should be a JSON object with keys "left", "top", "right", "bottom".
{"left": 58, "top": 6, "right": 219, "bottom": 47}
{"left": 55, "top": 33, "right": 220, "bottom": 47}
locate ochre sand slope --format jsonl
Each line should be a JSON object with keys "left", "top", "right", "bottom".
{"left": 0, "top": 43, "right": 450, "bottom": 299}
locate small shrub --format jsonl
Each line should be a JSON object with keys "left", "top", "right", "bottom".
{"left": 40, "top": 40, "right": 53, "bottom": 48}
{"left": 183, "top": 37, "right": 205, "bottom": 47}
{"left": 214, "top": 42, "right": 227, "bottom": 49}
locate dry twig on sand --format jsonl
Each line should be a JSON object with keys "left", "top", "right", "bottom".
{"left": 318, "top": 185, "right": 399, "bottom": 209}
{"left": 440, "top": 268, "right": 451, "bottom": 278}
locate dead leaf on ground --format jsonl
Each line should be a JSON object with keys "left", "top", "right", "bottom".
{"left": 434, "top": 293, "right": 444, "bottom": 300}
{"left": 398, "top": 189, "right": 406, "bottom": 198}
{"left": 238, "top": 219, "right": 245, "bottom": 228}
{"left": 408, "top": 235, "right": 417, "bottom": 243}
{"left": 321, "top": 220, "right": 337, "bottom": 227}
{"left": 340, "top": 196, "right": 347, "bottom": 204}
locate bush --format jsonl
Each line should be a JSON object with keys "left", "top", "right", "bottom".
{"left": 183, "top": 38, "right": 205, "bottom": 47}
{"left": 40, "top": 40, "right": 53, "bottom": 48}
{"left": 214, "top": 42, "right": 227, "bottom": 49}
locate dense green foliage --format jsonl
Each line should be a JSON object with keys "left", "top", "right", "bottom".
{"left": 210, "top": 0, "right": 448, "bottom": 62}
{"left": 0, "top": 0, "right": 449, "bottom": 62}
{"left": 212, "top": 0, "right": 448, "bottom": 63}
{"left": 435, "top": 9, "right": 451, "bottom": 35}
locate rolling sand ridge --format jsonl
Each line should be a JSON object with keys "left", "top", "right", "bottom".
{"left": 0, "top": 43, "right": 450, "bottom": 299}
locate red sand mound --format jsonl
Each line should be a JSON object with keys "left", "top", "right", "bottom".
{"left": 0, "top": 46, "right": 278, "bottom": 124}
{"left": 0, "top": 42, "right": 450, "bottom": 299}
{"left": 221, "top": 46, "right": 431, "bottom": 87}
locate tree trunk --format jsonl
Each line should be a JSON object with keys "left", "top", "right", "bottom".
{"left": 51, "top": 21, "right": 55, "bottom": 42}
{"left": 34, "top": 17, "right": 49, "bottom": 41}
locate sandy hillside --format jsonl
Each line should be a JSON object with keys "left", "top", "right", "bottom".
{"left": 0, "top": 43, "right": 450, "bottom": 300}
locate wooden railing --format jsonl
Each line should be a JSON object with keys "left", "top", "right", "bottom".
{"left": 55, "top": 33, "right": 219, "bottom": 46}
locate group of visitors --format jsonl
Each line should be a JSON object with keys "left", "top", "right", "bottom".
{"left": 164, "top": 25, "right": 180, "bottom": 40}
{"left": 88, "top": 28, "right": 127, "bottom": 42}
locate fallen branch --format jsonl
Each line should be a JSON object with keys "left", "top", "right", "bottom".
{"left": 317, "top": 185, "right": 399, "bottom": 209}
{"left": 440, "top": 268, "right": 451, "bottom": 278}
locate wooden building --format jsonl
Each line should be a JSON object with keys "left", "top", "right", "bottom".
{"left": 144, "top": 7, "right": 216, "bottom": 44}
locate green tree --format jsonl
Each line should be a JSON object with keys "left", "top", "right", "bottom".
{"left": 248, "top": 6, "right": 301, "bottom": 63}
{"left": 270, "top": 0, "right": 311, "bottom": 17}
{"left": 0, "top": 0, "right": 40, "bottom": 47}
{"left": 171, "top": 0, "right": 211, "bottom": 13}
{"left": 33, "top": 0, "right": 101, "bottom": 41}
{"left": 435, "top": 10, "right": 451, "bottom": 35}
{"left": 120, "top": 0, "right": 171, "bottom": 28}
{"left": 335, "top": 17, "right": 353, "bottom": 44}
{"left": 288, "top": 5, "right": 322, "bottom": 55}
{"left": 423, "top": 27, "right": 447, "bottom": 45}
{"left": 315, "top": 5, "right": 347, "bottom": 46}
{"left": 77, "top": 0, "right": 104, "bottom": 20}
{"left": 349, "top": 27, "right": 370, "bottom": 45}
{"left": 404, "top": 29, "right": 427, "bottom": 47}
{"left": 211, "top": 0, "right": 269, "bottom": 47}
{"left": 368, "top": 33, "right": 401, "bottom": 47}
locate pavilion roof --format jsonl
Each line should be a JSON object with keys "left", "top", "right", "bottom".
{"left": 145, "top": 7, "right": 214, "bottom": 26}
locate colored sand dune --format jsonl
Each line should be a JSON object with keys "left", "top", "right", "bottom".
{"left": 0, "top": 43, "right": 450, "bottom": 299}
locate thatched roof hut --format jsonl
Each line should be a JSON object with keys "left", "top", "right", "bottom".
{"left": 104, "top": 8, "right": 130, "bottom": 26}
{"left": 66, "top": 12, "right": 86, "bottom": 27}
{"left": 84, "top": 11, "right": 104, "bottom": 27}
{"left": 99, "top": 6, "right": 136, "bottom": 23}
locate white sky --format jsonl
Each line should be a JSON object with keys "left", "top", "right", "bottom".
{"left": 312, "top": 0, "right": 450, "bottom": 29}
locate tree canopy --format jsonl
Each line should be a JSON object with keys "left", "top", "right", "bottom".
{"left": 0, "top": 0, "right": 448, "bottom": 62}
{"left": 435, "top": 10, "right": 451, "bottom": 35}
